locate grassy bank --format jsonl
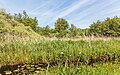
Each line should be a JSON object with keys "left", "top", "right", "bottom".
{"left": 0, "top": 39, "right": 120, "bottom": 64}
{"left": 0, "top": 39, "right": 120, "bottom": 74}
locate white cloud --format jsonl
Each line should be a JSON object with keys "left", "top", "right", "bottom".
{"left": 67, "top": 0, "right": 120, "bottom": 28}
{"left": 58, "top": 0, "right": 89, "bottom": 18}
{"left": 47, "top": 0, "right": 89, "bottom": 25}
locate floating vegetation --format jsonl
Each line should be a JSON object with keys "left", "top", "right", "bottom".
{"left": 0, "top": 62, "right": 47, "bottom": 75}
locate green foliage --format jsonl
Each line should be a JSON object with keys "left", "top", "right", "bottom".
{"left": 1, "top": 8, "right": 120, "bottom": 75}
{"left": 21, "top": 17, "right": 38, "bottom": 31}
{"left": 89, "top": 17, "right": 120, "bottom": 37}
{"left": 0, "top": 39, "right": 120, "bottom": 64}
{"left": 0, "top": 9, "right": 40, "bottom": 42}
{"left": 68, "top": 24, "right": 77, "bottom": 37}
{"left": 1, "top": 8, "right": 120, "bottom": 38}
{"left": 39, "top": 16, "right": 120, "bottom": 37}
{"left": 55, "top": 18, "right": 69, "bottom": 38}
{"left": 41, "top": 25, "right": 51, "bottom": 37}
{"left": 0, "top": 39, "right": 120, "bottom": 74}
{"left": 13, "top": 11, "right": 38, "bottom": 31}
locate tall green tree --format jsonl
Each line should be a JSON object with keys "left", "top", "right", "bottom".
{"left": 55, "top": 18, "right": 69, "bottom": 38}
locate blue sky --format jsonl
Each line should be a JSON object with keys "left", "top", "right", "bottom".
{"left": 0, "top": 0, "right": 120, "bottom": 28}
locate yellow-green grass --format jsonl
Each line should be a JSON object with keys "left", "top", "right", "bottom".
{"left": 45, "top": 62, "right": 120, "bottom": 75}
{"left": 0, "top": 39, "right": 120, "bottom": 65}
{"left": 0, "top": 39, "right": 120, "bottom": 74}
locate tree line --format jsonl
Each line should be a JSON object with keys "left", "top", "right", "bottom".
{"left": 1, "top": 9, "right": 120, "bottom": 38}
{"left": 36, "top": 16, "right": 120, "bottom": 37}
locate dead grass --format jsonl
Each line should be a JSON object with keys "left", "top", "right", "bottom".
{"left": 45, "top": 36, "right": 120, "bottom": 41}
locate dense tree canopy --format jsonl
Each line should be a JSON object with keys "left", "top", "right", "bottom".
{"left": 13, "top": 11, "right": 38, "bottom": 31}
{"left": 55, "top": 18, "right": 69, "bottom": 37}
{"left": 1, "top": 8, "right": 120, "bottom": 38}
{"left": 89, "top": 16, "right": 120, "bottom": 37}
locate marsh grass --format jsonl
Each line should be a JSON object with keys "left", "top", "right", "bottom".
{"left": 0, "top": 39, "right": 120, "bottom": 74}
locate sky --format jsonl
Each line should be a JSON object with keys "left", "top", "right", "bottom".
{"left": 0, "top": 0, "right": 120, "bottom": 28}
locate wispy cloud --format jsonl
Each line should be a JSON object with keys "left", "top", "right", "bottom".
{"left": 47, "top": 0, "right": 89, "bottom": 25}
{"left": 67, "top": 0, "right": 120, "bottom": 28}
{"left": 57, "top": 0, "right": 89, "bottom": 18}
{"left": 0, "top": 0, "right": 120, "bottom": 28}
